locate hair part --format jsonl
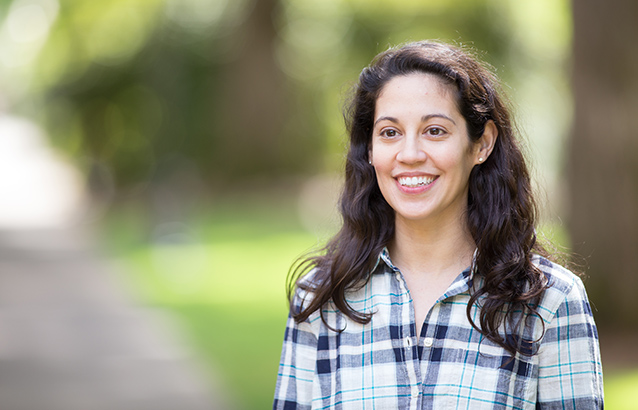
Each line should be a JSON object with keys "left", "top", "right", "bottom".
{"left": 288, "top": 40, "right": 549, "bottom": 356}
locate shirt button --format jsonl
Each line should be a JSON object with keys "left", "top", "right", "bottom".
{"left": 412, "top": 390, "right": 419, "bottom": 398}
{"left": 423, "top": 337, "right": 434, "bottom": 347}
{"left": 405, "top": 337, "right": 413, "bottom": 347}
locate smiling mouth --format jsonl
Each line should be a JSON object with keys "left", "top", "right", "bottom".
{"left": 397, "top": 176, "right": 436, "bottom": 188}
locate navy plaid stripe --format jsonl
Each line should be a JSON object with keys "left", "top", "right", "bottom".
{"left": 274, "top": 252, "right": 603, "bottom": 409}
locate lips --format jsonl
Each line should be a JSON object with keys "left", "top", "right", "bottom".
{"left": 397, "top": 175, "right": 436, "bottom": 188}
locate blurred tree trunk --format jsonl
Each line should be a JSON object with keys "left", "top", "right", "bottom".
{"left": 568, "top": 0, "right": 638, "bottom": 329}
{"left": 215, "top": 0, "right": 290, "bottom": 178}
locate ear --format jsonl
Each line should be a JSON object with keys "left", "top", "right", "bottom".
{"left": 474, "top": 120, "right": 497, "bottom": 165}
{"left": 368, "top": 147, "right": 373, "bottom": 166}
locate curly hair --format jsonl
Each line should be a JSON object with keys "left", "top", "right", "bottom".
{"left": 288, "top": 40, "right": 549, "bottom": 356}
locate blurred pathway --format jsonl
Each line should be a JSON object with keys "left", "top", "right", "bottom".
{"left": 0, "top": 227, "right": 231, "bottom": 410}
{"left": 0, "top": 111, "right": 233, "bottom": 409}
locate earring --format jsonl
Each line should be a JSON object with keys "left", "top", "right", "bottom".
{"left": 369, "top": 160, "right": 372, "bottom": 165}
{"left": 478, "top": 157, "right": 484, "bottom": 162}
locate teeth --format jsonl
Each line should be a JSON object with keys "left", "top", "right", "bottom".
{"left": 398, "top": 176, "right": 434, "bottom": 187}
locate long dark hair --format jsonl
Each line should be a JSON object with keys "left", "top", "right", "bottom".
{"left": 288, "top": 41, "right": 549, "bottom": 356}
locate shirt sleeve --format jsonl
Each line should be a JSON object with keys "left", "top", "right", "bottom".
{"left": 273, "top": 300, "right": 318, "bottom": 410}
{"left": 536, "top": 276, "right": 604, "bottom": 409}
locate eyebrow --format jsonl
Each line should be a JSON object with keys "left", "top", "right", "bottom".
{"left": 374, "top": 114, "right": 456, "bottom": 127}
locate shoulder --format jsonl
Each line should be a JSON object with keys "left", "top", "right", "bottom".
{"left": 292, "top": 265, "right": 376, "bottom": 310}
{"left": 290, "top": 267, "right": 381, "bottom": 331}
{"left": 531, "top": 255, "right": 590, "bottom": 323}
{"left": 290, "top": 268, "right": 341, "bottom": 325}
{"left": 533, "top": 254, "right": 583, "bottom": 294}
{"left": 291, "top": 268, "right": 321, "bottom": 314}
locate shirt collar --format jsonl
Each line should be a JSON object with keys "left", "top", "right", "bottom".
{"left": 379, "top": 247, "right": 398, "bottom": 272}
{"left": 374, "top": 246, "right": 477, "bottom": 298}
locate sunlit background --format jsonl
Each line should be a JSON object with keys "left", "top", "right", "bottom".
{"left": 0, "top": 0, "right": 636, "bottom": 408}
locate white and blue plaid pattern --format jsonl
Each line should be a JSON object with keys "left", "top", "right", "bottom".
{"left": 274, "top": 251, "right": 603, "bottom": 409}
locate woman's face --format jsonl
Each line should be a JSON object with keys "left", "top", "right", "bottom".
{"left": 370, "top": 73, "right": 483, "bottom": 229}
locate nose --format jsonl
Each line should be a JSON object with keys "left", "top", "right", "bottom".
{"left": 396, "top": 135, "right": 426, "bottom": 164}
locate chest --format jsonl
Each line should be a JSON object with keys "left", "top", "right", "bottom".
{"left": 401, "top": 273, "right": 456, "bottom": 336}
{"left": 313, "top": 295, "right": 540, "bottom": 410}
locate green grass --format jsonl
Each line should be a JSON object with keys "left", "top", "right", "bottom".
{"left": 604, "top": 369, "right": 638, "bottom": 410}
{"left": 170, "top": 305, "right": 287, "bottom": 410}
{"left": 123, "top": 231, "right": 316, "bottom": 307}
{"left": 102, "top": 199, "right": 320, "bottom": 409}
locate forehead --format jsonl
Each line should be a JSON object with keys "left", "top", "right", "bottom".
{"left": 375, "top": 73, "right": 459, "bottom": 115}
{"left": 380, "top": 72, "right": 452, "bottom": 93}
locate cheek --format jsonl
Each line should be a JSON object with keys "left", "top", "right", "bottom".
{"left": 371, "top": 145, "right": 393, "bottom": 169}
{"left": 439, "top": 141, "right": 476, "bottom": 168}
{"left": 432, "top": 151, "right": 476, "bottom": 182}
{"left": 458, "top": 155, "right": 479, "bottom": 178}
{"left": 430, "top": 145, "right": 464, "bottom": 166}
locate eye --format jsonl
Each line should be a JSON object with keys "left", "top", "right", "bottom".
{"left": 426, "top": 127, "right": 446, "bottom": 137}
{"left": 380, "top": 128, "right": 399, "bottom": 138}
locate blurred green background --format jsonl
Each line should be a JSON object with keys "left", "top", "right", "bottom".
{"left": 0, "top": 0, "right": 636, "bottom": 408}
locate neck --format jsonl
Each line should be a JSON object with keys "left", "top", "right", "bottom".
{"left": 389, "top": 215, "right": 476, "bottom": 279}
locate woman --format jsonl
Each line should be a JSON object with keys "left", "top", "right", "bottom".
{"left": 274, "top": 41, "right": 603, "bottom": 409}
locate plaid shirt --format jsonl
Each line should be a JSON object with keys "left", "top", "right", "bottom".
{"left": 274, "top": 250, "right": 603, "bottom": 409}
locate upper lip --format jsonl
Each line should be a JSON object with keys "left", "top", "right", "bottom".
{"left": 393, "top": 171, "right": 437, "bottom": 179}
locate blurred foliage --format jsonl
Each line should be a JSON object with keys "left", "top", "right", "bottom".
{"left": 1, "top": 0, "right": 570, "bottom": 207}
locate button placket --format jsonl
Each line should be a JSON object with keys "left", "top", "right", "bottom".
{"left": 393, "top": 266, "right": 421, "bottom": 409}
